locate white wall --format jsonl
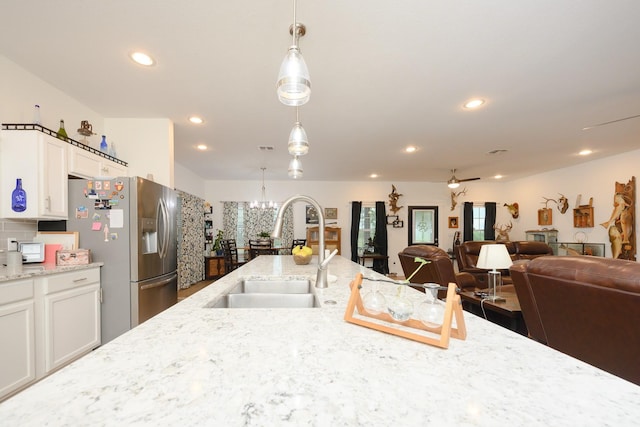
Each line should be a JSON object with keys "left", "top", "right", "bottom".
{"left": 104, "top": 118, "right": 174, "bottom": 188}
{"left": 205, "top": 149, "right": 640, "bottom": 273}
{"left": 0, "top": 55, "right": 104, "bottom": 141}
{"left": 174, "top": 162, "right": 205, "bottom": 198}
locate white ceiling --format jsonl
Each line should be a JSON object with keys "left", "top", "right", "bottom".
{"left": 1, "top": 1, "right": 639, "bottom": 183}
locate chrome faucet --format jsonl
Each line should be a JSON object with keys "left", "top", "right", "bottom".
{"left": 272, "top": 195, "right": 331, "bottom": 288}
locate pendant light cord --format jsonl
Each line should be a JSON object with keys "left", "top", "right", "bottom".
{"left": 292, "top": 0, "right": 297, "bottom": 47}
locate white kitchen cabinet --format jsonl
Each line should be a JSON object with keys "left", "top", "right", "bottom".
{"left": 68, "top": 144, "right": 128, "bottom": 179}
{"left": 0, "top": 129, "right": 68, "bottom": 219}
{"left": 0, "top": 266, "right": 101, "bottom": 402}
{"left": 0, "top": 279, "right": 36, "bottom": 401}
{"left": 39, "top": 268, "right": 101, "bottom": 374}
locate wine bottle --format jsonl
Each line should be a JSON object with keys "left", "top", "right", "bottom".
{"left": 56, "top": 120, "right": 68, "bottom": 140}
{"left": 100, "top": 135, "right": 108, "bottom": 153}
{"left": 11, "top": 178, "right": 27, "bottom": 212}
{"left": 33, "top": 105, "right": 41, "bottom": 125}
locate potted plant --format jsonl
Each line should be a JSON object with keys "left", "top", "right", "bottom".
{"left": 212, "top": 230, "right": 224, "bottom": 256}
{"left": 257, "top": 231, "right": 271, "bottom": 243}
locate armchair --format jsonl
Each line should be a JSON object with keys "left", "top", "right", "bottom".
{"left": 398, "top": 245, "right": 480, "bottom": 298}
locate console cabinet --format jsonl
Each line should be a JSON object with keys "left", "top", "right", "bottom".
{"left": 0, "top": 267, "right": 101, "bottom": 402}
{"left": 307, "top": 226, "right": 341, "bottom": 255}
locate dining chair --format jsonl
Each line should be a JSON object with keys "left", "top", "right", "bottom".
{"left": 249, "top": 239, "right": 277, "bottom": 259}
{"left": 221, "top": 239, "right": 246, "bottom": 272}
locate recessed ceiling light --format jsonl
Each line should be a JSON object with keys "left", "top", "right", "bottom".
{"left": 494, "top": 174, "right": 503, "bottom": 180}
{"left": 464, "top": 98, "right": 485, "bottom": 109}
{"left": 130, "top": 51, "right": 155, "bottom": 66}
{"left": 196, "top": 144, "right": 208, "bottom": 151}
{"left": 370, "top": 174, "right": 378, "bottom": 179}
{"left": 579, "top": 149, "right": 593, "bottom": 156}
{"left": 405, "top": 145, "right": 417, "bottom": 153}
{"left": 189, "top": 116, "right": 204, "bottom": 124}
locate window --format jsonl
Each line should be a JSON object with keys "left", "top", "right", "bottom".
{"left": 357, "top": 204, "right": 376, "bottom": 254}
{"left": 472, "top": 205, "right": 486, "bottom": 240}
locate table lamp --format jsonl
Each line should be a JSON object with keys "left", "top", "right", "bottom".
{"left": 476, "top": 244, "right": 513, "bottom": 301}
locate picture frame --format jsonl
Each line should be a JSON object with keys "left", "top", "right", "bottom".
{"left": 306, "top": 205, "right": 319, "bottom": 224}
{"left": 448, "top": 216, "right": 459, "bottom": 229}
{"left": 386, "top": 215, "right": 398, "bottom": 225}
{"left": 538, "top": 208, "right": 553, "bottom": 226}
{"left": 392, "top": 219, "right": 404, "bottom": 228}
{"left": 408, "top": 206, "right": 439, "bottom": 246}
{"left": 325, "top": 207, "right": 338, "bottom": 220}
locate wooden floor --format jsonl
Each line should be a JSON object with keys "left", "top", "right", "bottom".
{"left": 178, "top": 280, "right": 215, "bottom": 301}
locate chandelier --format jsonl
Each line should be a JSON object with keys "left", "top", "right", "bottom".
{"left": 250, "top": 167, "right": 277, "bottom": 209}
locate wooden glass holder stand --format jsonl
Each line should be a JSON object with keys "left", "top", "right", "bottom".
{"left": 344, "top": 273, "right": 467, "bottom": 349}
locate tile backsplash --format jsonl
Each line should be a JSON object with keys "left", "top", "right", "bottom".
{"left": 0, "top": 219, "right": 38, "bottom": 265}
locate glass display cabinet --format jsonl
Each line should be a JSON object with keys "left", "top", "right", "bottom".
{"left": 549, "top": 242, "right": 605, "bottom": 257}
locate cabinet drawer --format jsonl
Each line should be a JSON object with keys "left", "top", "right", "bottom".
{"left": 42, "top": 268, "right": 100, "bottom": 294}
{"left": 0, "top": 279, "right": 34, "bottom": 305}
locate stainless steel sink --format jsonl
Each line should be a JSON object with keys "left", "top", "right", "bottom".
{"left": 230, "top": 279, "right": 313, "bottom": 294}
{"left": 210, "top": 293, "right": 319, "bottom": 308}
{"left": 207, "top": 278, "right": 319, "bottom": 309}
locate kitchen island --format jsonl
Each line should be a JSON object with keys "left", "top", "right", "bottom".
{"left": 0, "top": 255, "right": 638, "bottom": 426}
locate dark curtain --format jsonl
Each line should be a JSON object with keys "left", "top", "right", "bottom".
{"left": 484, "top": 202, "right": 497, "bottom": 240}
{"left": 350, "top": 201, "right": 362, "bottom": 262}
{"left": 463, "top": 202, "right": 474, "bottom": 241}
{"left": 373, "top": 201, "right": 389, "bottom": 274}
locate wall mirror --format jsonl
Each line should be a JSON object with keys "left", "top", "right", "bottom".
{"left": 408, "top": 206, "right": 439, "bottom": 246}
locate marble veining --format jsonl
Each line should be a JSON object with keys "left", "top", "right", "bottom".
{"left": 0, "top": 255, "right": 638, "bottom": 426}
{"left": 0, "top": 262, "right": 104, "bottom": 282}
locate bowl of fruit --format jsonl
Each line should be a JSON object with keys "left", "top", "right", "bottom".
{"left": 292, "top": 245, "right": 313, "bottom": 265}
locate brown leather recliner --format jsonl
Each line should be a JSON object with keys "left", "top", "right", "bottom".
{"left": 455, "top": 240, "right": 553, "bottom": 287}
{"left": 510, "top": 256, "right": 640, "bottom": 385}
{"left": 398, "top": 245, "right": 479, "bottom": 297}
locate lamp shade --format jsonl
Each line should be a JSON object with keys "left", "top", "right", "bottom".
{"left": 476, "top": 244, "right": 513, "bottom": 270}
{"left": 277, "top": 46, "right": 311, "bottom": 106}
{"left": 288, "top": 121, "right": 309, "bottom": 155}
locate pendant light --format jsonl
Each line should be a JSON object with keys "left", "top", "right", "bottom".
{"left": 250, "top": 168, "right": 277, "bottom": 209}
{"left": 288, "top": 156, "right": 303, "bottom": 179}
{"left": 288, "top": 107, "right": 309, "bottom": 156}
{"left": 276, "top": 0, "right": 311, "bottom": 106}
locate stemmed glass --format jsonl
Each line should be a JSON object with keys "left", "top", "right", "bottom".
{"left": 416, "top": 283, "right": 445, "bottom": 328}
{"left": 387, "top": 284, "right": 413, "bottom": 321}
{"left": 362, "top": 281, "right": 387, "bottom": 315}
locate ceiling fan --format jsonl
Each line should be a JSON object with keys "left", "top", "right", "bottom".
{"left": 447, "top": 169, "right": 480, "bottom": 189}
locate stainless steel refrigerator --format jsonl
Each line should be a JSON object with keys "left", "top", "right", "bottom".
{"left": 67, "top": 176, "right": 178, "bottom": 344}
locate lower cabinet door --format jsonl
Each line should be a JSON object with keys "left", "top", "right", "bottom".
{"left": 0, "top": 300, "right": 36, "bottom": 401}
{"left": 43, "top": 284, "right": 101, "bottom": 373}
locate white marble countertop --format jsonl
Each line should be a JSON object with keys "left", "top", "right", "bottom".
{"left": 0, "top": 261, "right": 103, "bottom": 282}
{"left": 0, "top": 255, "right": 638, "bottom": 426}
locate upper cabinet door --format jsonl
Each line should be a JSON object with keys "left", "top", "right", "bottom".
{"left": 0, "top": 130, "right": 68, "bottom": 219}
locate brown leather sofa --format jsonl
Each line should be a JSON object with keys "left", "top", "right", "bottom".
{"left": 398, "top": 245, "right": 480, "bottom": 297}
{"left": 455, "top": 240, "right": 554, "bottom": 286}
{"left": 510, "top": 256, "right": 640, "bottom": 385}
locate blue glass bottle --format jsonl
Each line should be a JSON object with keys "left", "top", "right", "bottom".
{"left": 100, "top": 135, "right": 108, "bottom": 153}
{"left": 11, "top": 178, "right": 27, "bottom": 212}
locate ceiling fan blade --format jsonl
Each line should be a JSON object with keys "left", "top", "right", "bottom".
{"left": 582, "top": 114, "right": 640, "bottom": 130}
{"left": 459, "top": 177, "right": 480, "bottom": 182}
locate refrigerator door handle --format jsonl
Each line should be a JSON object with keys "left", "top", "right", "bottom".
{"left": 139, "top": 273, "right": 177, "bottom": 290}
{"left": 157, "top": 198, "right": 170, "bottom": 259}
